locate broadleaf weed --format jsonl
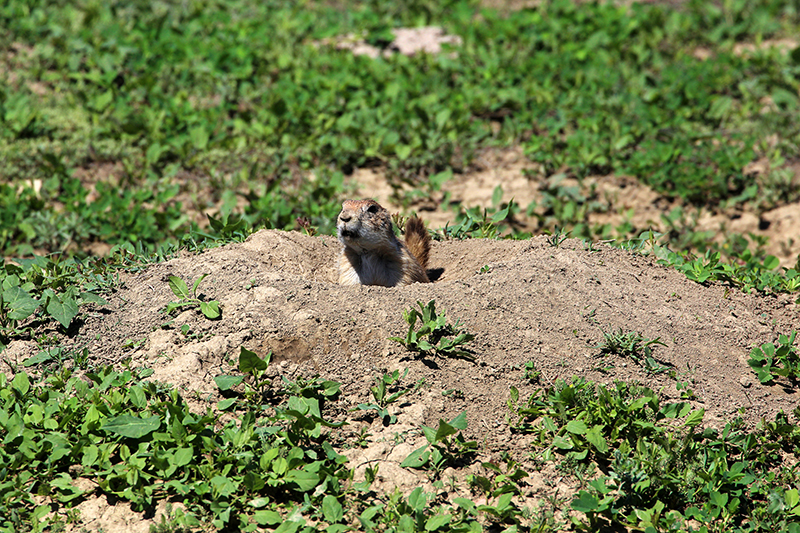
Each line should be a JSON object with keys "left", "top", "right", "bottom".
{"left": 390, "top": 300, "right": 476, "bottom": 361}
{"left": 748, "top": 330, "right": 800, "bottom": 384}
{"left": 162, "top": 274, "right": 221, "bottom": 319}
{"left": 353, "top": 368, "right": 412, "bottom": 425}
{"left": 400, "top": 411, "right": 478, "bottom": 478}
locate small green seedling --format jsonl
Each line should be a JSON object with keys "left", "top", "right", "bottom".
{"left": 522, "top": 361, "right": 541, "bottom": 383}
{"left": 598, "top": 328, "right": 669, "bottom": 374}
{"left": 390, "top": 300, "right": 475, "bottom": 360}
{"left": 353, "top": 368, "right": 413, "bottom": 425}
{"left": 748, "top": 331, "right": 799, "bottom": 384}
{"left": 401, "top": 411, "right": 477, "bottom": 478}
{"left": 163, "top": 274, "right": 221, "bottom": 319}
{"left": 546, "top": 227, "right": 570, "bottom": 248}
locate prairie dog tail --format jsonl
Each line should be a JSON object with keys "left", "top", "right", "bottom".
{"left": 404, "top": 217, "right": 431, "bottom": 270}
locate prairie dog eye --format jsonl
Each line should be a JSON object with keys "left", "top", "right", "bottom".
{"left": 366, "top": 204, "right": 380, "bottom": 214}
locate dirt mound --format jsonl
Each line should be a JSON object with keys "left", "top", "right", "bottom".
{"left": 6, "top": 229, "right": 799, "bottom": 530}
{"left": 8, "top": 230, "right": 797, "bottom": 429}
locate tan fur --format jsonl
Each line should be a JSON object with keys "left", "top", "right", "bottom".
{"left": 337, "top": 199, "right": 431, "bottom": 287}
{"left": 403, "top": 216, "right": 430, "bottom": 271}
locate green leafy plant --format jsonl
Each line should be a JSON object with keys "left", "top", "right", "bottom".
{"left": 0, "top": 359, "right": 353, "bottom": 531}
{"left": 508, "top": 375, "right": 800, "bottom": 532}
{"left": 214, "top": 346, "right": 273, "bottom": 409}
{"left": 521, "top": 360, "right": 542, "bottom": 383}
{"left": 3, "top": 0, "right": 800, "bottom": 261}
{"left": 441, "top": 200, "right": 515, "bottom": 240}
{"left": 162, "top": 274, "right": 220, "bottom": 319}
{"left": 189, "top": 213, "right": 252, "bottom": 246}
{"left": 748, "top": 331, "right": 800, "bottom": 384}
{"left": 353, "top": 368, "right": 413, "bottom": 425}
{"left": 597, "top": 328, "right": 670, "bottom": 374}
{"left": 390, "top": 300, "right": 476, "bottom": 360}
{"left": 650, "top": 247, "right": 800, "bottom": 300}
{"left": 0, "top": 256, "right": 106, "bottom": 350}
{"left": 357, "top": 485, "right": 493, "bottom": 533}
{"left": 467, "top": 452, "right": 529, "bottom": 499}
{"left": 670, "top": 368, "right": 699, "bottom": 400}
{"left": 400, "top": 411, "right": 478, "bottom": 478}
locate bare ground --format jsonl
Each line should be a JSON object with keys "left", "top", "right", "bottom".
{"left": 4, "top": 227, "right": 799, "bottom": 531}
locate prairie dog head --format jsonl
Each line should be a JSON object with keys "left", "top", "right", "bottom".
{"left": 337, "top": 199, "right": 394, "bottom": 254}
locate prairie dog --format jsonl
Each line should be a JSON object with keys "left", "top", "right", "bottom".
{"left": 337, "top": 199, "right": 431, "bottom": 287}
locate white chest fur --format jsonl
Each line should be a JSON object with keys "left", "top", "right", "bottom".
{"left": 339, "top": 251, "right": 402, "bottom": 287}
{"left": 359, "top": 254, "right": 398, "bottom": 286}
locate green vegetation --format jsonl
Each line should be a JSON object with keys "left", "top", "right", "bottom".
{"left": 2, "top": 0, "right": 800, "bottom": 531}
{"left": 400, "top": 412, "right": 478, "bottom": 479}
{"left": 597, "top": 328, "right": 670, "bottom": 374}
{"left": 748, "top": 330, "right": 800, "bottom": 384}
{"left": 353, "top": 368, "right": 414, "bottom": 425}
{"left": 2, "top": 0, "right": 800, "bottom": 261}
{"left": 620, "top": 230, "right": 800, "bottom": 300}
{"left": 440, "top": 200, "right": 515, "bottom": 240}
{"left": 0, "top": 361, "right": 353, "bottom": 532}
{"left": 163, "top": 274, "right": 221, "bottom": 320}
{"left": 521, "top": 361, "right": 542, "bottom": 384}
{"left": 0, "top": 255, "right": 107, "bottom": 351}
{"left": 390, "top": 300, "right": 476, "bottom": 360}
{"left": 508, "top": 377, "right": 800, "bottom": 532}
{"left": 6, "top": 352, "right": 800, "bottom": 531}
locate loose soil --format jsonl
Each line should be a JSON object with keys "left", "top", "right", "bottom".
{"left": 4, "top": 227, "right": 799, "bottom": 531}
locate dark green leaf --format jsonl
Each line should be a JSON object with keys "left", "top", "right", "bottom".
{"left": 322, "top": 495, "right": 344, "bottom": 523}
{"left": 12, "top": 372, "right": 30, "bottom": 395}
{"left": 565, "top": 420, "right": 587, "bottom": 434}
{"left": 400, "top": 445, "right": 430, "bottom": 468}
{"left": 80, "top": 292, "right": 107, "bottom": 305}
{"left": 284, "top": 469, "right": 320, "bottom": 491}
{"left": 239, "top": 347, "right": 268, "bottom": 373}
{"left": 218, "top": 398, "right": 236, "bottom": 410}
{"left": 210, "top": 475, "right": 238, "bottom": 497}
{"left": 102, "top": 414, "right": 161, "bottom": 438}
{"left": 46, "top": 293, "right": 79, "bottom": 328}
{"left": 449, "top": 411, "right": 468, "bottom": 431}
{"left": 173, "top": 447, "right": 194, "bottom": 466}
{"left": 23, "top": 350, "right": 54, "bottom": 367}
{"left": 253, "top": 510, "right": 282, "bottom": 525}
{"left": 199, "top": 300, "right": 220, "bottom": 319}
{"left": 3, "top": 286, "right": 38, "bottom": 321}
{"left": 571, "top": 491, "right": 600, "bottom": 513}
{"left": 684, "top": 409, "right": 705, "bottom": 428}
{"left": 425, "top": 513, "right": 451, "bottom": 531}
{"left": 214, "top": 375, "right": 243, "bottom": 391}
